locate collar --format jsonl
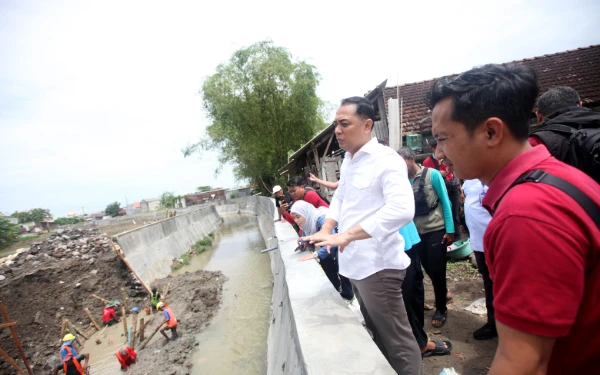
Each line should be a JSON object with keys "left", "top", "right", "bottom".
{"left": 482, "top": 146, "right": 553, "bottom": 214}
{"left": 345, "top": 137, "right": 378, "bottom": 160}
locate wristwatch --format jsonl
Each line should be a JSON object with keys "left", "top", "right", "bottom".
{"left": 312, "top": 252, "right": 320, "bottom": 263}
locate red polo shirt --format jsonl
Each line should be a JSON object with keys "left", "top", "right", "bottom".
{"left": 482, "top": 146, "right": 600, "bottom": 374}
{"left": 283, "top": 190, "right": 329, "bottom": 226}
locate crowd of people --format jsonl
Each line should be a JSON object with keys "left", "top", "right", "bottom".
{"left": 274, "top": 66, "right": 599, "bottom": 375}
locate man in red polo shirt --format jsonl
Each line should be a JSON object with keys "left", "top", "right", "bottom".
{"left": 282, "top": 176, "right": 329, "bottom": 227}
{"left": 427, "top": 63, "right": 600, "bottom": 374}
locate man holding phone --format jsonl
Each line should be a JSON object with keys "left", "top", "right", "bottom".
{"left": 399, "top": 148, "right": 455, "bottom": 329}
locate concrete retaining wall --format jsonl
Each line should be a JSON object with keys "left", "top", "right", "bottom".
{"left": 117, "top": 196, "right": 394, "bottom": 374}
{"left": 115, "top": 205, "right": 222, "bottom": 284}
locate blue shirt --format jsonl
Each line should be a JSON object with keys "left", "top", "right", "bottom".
{"left": 60, "top": 344, "right": 77, "bottom": 361}
{"left": 399, "top": 221, "right": 421, "bottom": 251}
{"left": 163, "top": 310, "right": 170, "bottom": 320}
{"left": 315, "top": 215, "right": 339, "bottom": 260}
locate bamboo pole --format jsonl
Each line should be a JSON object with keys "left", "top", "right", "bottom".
{"left": 131, "top": 313, "right": 138, "bottom": 350}
{"left": 91, "top": 294, "right": 109, "bottom": 304}
{"left": 65, "top": 320, "right": 84, "bottom": 346}
{"left": 0, "top": 302, "right": 33, "bottom": 375}
{"left": 84, "top": 308, "right": 101, "bottom": 331}
{"left": 111, "top": 241, "right": 151, "bottom": 295}
{"left": 0, "top": 346, "right": 26, "bottom": 375}
{"left": 120, "top": 288, "right": 128, "bottom": 313}
{"left": 121, "top": 306, "right": 128, "bottom": 339}
{"left": 163, "top": 283, "right": 170, "bottom": 300}
{"left": 139, "top": 318, "right": 145, "bottom": 342}
{"left": 138, "top": 325, "right": 161, "bottom": 350}
{"left": 67, "top": 319, "right": 89, "bottom": 340}
{"left": 58, "top": 319, "right": 67, "bottom": 346}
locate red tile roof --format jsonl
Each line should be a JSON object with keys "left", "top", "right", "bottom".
{"left": 382, "top": 44, "right": 600, "bottom": 134}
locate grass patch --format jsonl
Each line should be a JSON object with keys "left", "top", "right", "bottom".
{"left": 172, "top": 234, "right": 215, "bottom": 270}
{"left": 172, "top": 262, "right": 183, "bottom": 271}
{"left": 181, "top": 253, "right": 191, "bottom": 265}
{"left": 447, "top": 259, "right": 479, "bottom": 279}
{"left": 15, "top": 235, "right": 40, "bottom": 242}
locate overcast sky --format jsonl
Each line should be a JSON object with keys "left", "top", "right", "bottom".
{"left": 1, "top": 0, "right": 598, "bottom": 217}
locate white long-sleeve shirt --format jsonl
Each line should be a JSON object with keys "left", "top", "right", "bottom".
{"left": 328, "top": 137, "right": 414, "bottom": 280}
{"left": 462, "top": 179, "right": 492, "bottom": 252}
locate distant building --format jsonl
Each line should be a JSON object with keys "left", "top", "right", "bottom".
{"left": 225, "top": 186, "right": 253, "bottom": 199}
{"left": 185, "top": 188, "right": 226, "bottom": 206}
{"left": 126, "top": 202, "right": 142, "bottom": 216}
{"left": 140, "top": 198, "right": 160, "bottom": 212}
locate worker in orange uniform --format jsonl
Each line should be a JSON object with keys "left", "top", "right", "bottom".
{"left": 53, "top": 334, "right": 89, "bottom": 374}
{"left": 116, "top": 346, "right": 137, "bottom": 371}
{"left": 156, "top": 302, "right": 179, "bottom": 341}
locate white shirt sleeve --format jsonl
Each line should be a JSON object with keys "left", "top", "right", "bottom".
{"left": 360, "top": 154, "right": 415, "bottom": 242}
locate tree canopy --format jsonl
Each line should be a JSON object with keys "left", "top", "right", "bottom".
{"left": 196, "top": 185, "right": 213, "bottom": 192}
{"left": 105, "top": 202, "right": 121, "bottom": 217}
{"left": 184, "top": 40, "right": 326, "bottom": 189}
{"left": 11, "top": 208, "right": 52, "bottom": 223}
{"left": 0, "top": 217, "right": 20, "bottom": 246}
{"left": 55, "top": 217, "right": 85, "bottom": 226}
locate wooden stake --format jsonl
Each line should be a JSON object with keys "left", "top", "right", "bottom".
{"left": 120, "top": 288, "right": 128, "bottom": 313}
{"left": 121, "top": 306, "right": 128, "bottom": 339}
{"left": 131, "top": 313, "right": 138, "bottom": 350}
{"left": 139, "top": 318, "right": 145, "bottom": 342}
{"left": 0, "top": 346, "right": 26, "bottom": 375}
{"left": 84, "top": 308, "right": 101, "bottom": 331}
{"left": 65, "top": 320, "right": 84, "bottom": 346}
{"left": 0, "top": 302, "right": 33, "bottom": 375}
{"left": 58, "top": 319, "right": 67, "bottom": 346}
{"left": 163, "top": 283, "right": 170, "bottom": 300}
{"left": 67, "top": 319, "right": 89, "bottom": 340}
{"left": 91, "top": 294, "right": 109, "bottom": 304}
{"left": 138, "top": 325, "right": 160, "bottom": 350}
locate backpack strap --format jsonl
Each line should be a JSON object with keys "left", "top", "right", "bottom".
{"left": 531, "top": 124, "right": 576, "bottom": 136}
{"left": 510, "top": 169, "right": 600, "bottom": 228}
{"left": 428, "top": 155, "right": 440, "bottom": 169}
{"left": 419, "top": 167, "right": 428, "bottom": 192}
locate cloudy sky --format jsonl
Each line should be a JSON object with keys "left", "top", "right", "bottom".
{"left": 1, "top": 0, "right": 598, "bottom": 217}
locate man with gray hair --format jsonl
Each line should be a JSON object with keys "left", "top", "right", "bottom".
{"left": 530, "top": 86, "right": 600, "bottom": 182}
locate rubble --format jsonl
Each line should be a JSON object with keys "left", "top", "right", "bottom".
{"left": 0, "top": 227, "right": 112, "bottom": 269}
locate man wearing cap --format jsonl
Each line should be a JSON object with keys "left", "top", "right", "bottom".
{"left": 116, "top": 346, "right": 137, "bottom": 371}
{"left": 102, "top": 301, "right": 121, "bottom": 327}
{"left": 55, "top": 334, "right": 89, "bottom": 375}
{"left": 157, "top": 302, "right": 179, "bottom": 341}
{"left": 273, "top": 185, "right": 293, "bottom": 223}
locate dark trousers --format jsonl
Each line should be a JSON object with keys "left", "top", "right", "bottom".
{"left": 320, "top": 254, "right": 354, "bottom": 300}
{"left": 475, "top": 251, "right": 495, "bottom": 325}
{"left": 352, "top": 269, "right": 423, "bottom": 375}
{"left": 448, "top": 184, "right": 461, "bottom": 239}
{"left": 418, "top": 229, "right": 448, "bottom": 313}
{"left": 401, "top": 245, "right": 428, "bottom": 348}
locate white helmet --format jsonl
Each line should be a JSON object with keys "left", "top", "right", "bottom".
{"left": 272, "top": 185, "right": 282, "bottom": 194}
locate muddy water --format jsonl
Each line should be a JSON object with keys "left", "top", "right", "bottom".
{"left": 81, "top": 214, "right": 272, "bottom": 375}
{"left": 174, "top": 214, "right": 272, "bottom": 375}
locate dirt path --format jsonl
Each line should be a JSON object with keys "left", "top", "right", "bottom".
{"left": 422, "top": 259, "right": 496, "bottom": 375}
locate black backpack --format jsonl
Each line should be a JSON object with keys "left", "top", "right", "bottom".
{"left": 414, "top": 167, "right": 439, "bottom": 217}
{"left": 305, "top": 186, "right": 331, "bottom": 205}
{"left": 531, "top": 124, "right": 600, "bottom": 184}
{"left": 501, "top": 169, "right": 599, "bottom": 228}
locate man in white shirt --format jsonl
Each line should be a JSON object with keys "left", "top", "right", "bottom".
{"left": 462, "top": 179, "right": 496, "bottom": 340}
{"left": 304, "top": 96, "right": 422, "bottom": 375}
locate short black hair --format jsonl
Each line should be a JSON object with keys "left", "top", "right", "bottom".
{"left": 426, "top": 64, "right": 539, "bottom": 141}
{"left": 537, "top": 86, "right": 581, "bottom": 116}
{"left": 397, "top": 146, "right": 415, "bottom": 160}
{"left": 340, "top": 96, "right": 376, "bottom": 124}
{"left": 286, "top": 176, "right": 305, "bottom": 187}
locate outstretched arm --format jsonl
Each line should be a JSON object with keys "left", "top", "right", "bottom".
{"left": 309, "top": 173, "right": 339, "bottom": 190}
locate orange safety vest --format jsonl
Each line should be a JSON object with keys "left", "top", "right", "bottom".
{"left": 61, "top": 346, "right": 85, "bottom": 375}
{"left": 164, "top": 307, "right": 177, "bottom": 328}
{"left": 116, "top": 349, "right": 133, "bottom": 368}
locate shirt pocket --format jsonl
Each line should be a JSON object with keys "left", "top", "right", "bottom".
{"left": 351, "top": 169, "right": 375, "bottom": 190}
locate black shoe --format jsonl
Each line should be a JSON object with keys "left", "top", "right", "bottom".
{"left": 473, "top": 323, "right": 497, "bottom": 340}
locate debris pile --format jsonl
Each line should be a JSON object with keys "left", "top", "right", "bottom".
{"left": 0, "top": 227, "right": 113, "bottom": 269}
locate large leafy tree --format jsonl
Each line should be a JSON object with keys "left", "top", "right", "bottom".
{"left": 11, "top": 208, "right": 52, "bottom": 223}
{"left": 105, "top": 202, "right": 121, "bottom": 217}
{"left": 0, "top": 217, "right": 20, "bottom": 246}
{"left": 184, "top": 40, "right": 326, "bottom": 189}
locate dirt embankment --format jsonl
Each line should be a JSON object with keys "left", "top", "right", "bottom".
{"left": 128, "top": 270, "right": 225, "bottom": 375}
{"left": 0, "top": 228, "right": 146, "bottom": 373}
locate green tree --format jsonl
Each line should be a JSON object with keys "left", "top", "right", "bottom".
{"left": 183, "top": 40, "right": 326, "bottom": 189}
{"left": 11, "top": 208, "right": 52, "bottom": 223}
{"left": 158, "top": 192, "right": 177, "bottom": 209}
{"left": 196, "top": 185, "right": 213, "bottom": 192}
{"left": 0, "top": 217, "right": 20, "bottom": 246}
{"left": 55, "top": 217, "right": 85, "bottom": 226}
{"left": 105, "top": 202, "right": 121, "bottom": 217}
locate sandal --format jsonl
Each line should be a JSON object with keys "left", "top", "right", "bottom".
{"left": 422, "top": 340, "right": 453, "bottom": 358}
{"left": 432, "top": 310, "right": 447, "bottom": 328}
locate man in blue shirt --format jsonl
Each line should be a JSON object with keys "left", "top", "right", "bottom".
{"left": 398, "top": 147, "right": 455, "bottom": 328}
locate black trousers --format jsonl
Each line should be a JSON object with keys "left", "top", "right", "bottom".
{"left": 418, "top": 229, "right": 448, "bottom": 314}
{"left": 401, "top": 245, "right": 428, "bottom": 348}
{"left": 475, "top": 251, "right": 495, "bottom": 325}
{"left": 320, "top": 254, "right": 354, "bottom": 300}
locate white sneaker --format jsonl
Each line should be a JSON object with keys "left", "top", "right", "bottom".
{"left": 346, "top": 298, "right": 365, "bottom": 325}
